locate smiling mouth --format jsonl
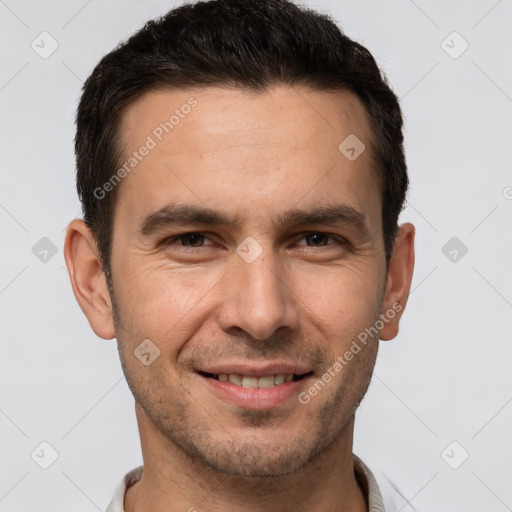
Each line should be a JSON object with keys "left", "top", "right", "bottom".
{"left": 198, "top": 371, "right": 313, "bottom": 388}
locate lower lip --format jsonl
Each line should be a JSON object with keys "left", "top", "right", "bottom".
{"left": 198, "top": 374, "right": 310, "bottom": 410}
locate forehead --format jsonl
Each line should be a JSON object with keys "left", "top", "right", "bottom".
{"left": 119, "top": 85, "right": 375, "bottom": 155}
{"left": 114, "top": 85, "right": 381, "bottom": 233}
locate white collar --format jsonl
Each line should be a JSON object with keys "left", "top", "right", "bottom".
{"left": 106, "top": 454, "right": 407, "bottom": 511}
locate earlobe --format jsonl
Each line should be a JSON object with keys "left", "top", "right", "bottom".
{"left": 380, "top": 222, "right": 415, "bottom": 341}
{"left": 63, "top": 219, "right": 116, "bottom": 340}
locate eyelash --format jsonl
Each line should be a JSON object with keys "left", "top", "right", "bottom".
{"left": 160, "top": 231, "right": 347, "bottom": 251}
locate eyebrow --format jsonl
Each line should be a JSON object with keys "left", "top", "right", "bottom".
{"left": 138, "top": 200, "right": 369, "bottom": 238}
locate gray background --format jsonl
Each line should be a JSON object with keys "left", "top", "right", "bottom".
{"left": 1, "top": 0, "right": 511, "bottom": 510}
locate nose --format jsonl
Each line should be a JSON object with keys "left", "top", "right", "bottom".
{"left": 217, "top": 248, "right": 300, "bottom": 341}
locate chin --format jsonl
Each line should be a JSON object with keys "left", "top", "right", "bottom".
{"left": 183, "top": 429, "right": 325, "bottom": 479}
{"left": 202, "top": 447, "right": 310, "bottom": 478}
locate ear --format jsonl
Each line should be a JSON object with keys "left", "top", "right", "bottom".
{"left": 63, "top": 219, "right": 116, "bottom": 340}
{"left": 379, "top": 222, "right": 415, "bottom": 341}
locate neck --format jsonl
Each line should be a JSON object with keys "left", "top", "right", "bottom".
{"left": 125, "top": 405, "right": 368, "bottom": 512}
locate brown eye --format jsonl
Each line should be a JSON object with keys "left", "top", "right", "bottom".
{"left": 162, "top": 232, "right": 214, "bottom": 249}
{"left": 176, "top": 233, "right": 206, "bottom": 247}
{"left": 295, "top": 232, "right": 345, "bottom": 248}
{"left": 305, "top": 233, "right": 330, "bottom": 246}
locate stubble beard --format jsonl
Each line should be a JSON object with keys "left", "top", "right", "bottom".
{"left": 110, "top": 287, "right": 379, "bottom": 479}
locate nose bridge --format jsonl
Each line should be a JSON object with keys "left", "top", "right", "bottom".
{"left": 218, "top": 243, "right": 299, "bottom": 340}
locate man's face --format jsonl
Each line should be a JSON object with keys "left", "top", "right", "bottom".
{"left": 109, "top": 85, "right": 388, "bottom": 477}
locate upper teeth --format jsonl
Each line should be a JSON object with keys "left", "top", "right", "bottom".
{"left": 217, "top": 374, "right": 294, "bottom": 388}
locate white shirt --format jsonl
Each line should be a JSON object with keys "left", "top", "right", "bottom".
{"left": 106, "top": 454, "right": 414, "bottom": 511}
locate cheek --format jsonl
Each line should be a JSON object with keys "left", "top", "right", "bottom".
{"left": 113, "top": 260, "right": 227, "bottom": 348}
{"left": 295, "top": 265, "right": 384, "bottom": 339}
{"left": 113, "top": 249, "right": 384, "bottom": 355}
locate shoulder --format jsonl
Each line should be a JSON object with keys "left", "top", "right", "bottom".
{"left": 354, "top": 454, "right": 417, "bottom": 512}
{"left": 105, "top": 466, "right": 144, "bottom": 512}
